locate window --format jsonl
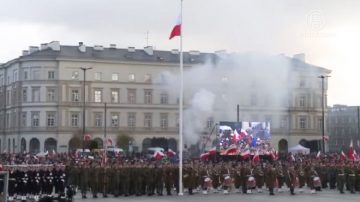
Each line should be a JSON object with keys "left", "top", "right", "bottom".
{"left": 71, "top": 113, "right": 79, "bottom": 127}
{"left": 32, "top": 70, "right": 40, "bottom": 80}
{"left": 48, "top": 71, "right": 55, "bottom": 80}
{"left": 94, "top": 89, "right": 102, "bottom": 103}
{"left": 22, "top": 88, "right": 27, "bottom": 102}
{"left": 94, "top": 113, "right": 102, "bottom": 127}
{"left": 111, "top": 113, "right": 119, "bottom": 127}
{"left": 111, "top": 89, "right": 119, "bottom": 103}
{"left": 144, "top": 89, "right": 152, "bottom": 104}
{"left": 94, "top": 72, "right": 102, "bottom": 80}
{"left": 299, "top": 116, "right": 306, "bottom": 129}
{"left": 318, "top": 118, "right": 323, "bottom": 130}
{"left": 128, "top": 73, "right": 135, "bottom": 81}
{"left": 24, "top": 71, "right": 28, "bottom": 80}
{"left": 160, "top": 113, "right": 168, "bottom": 129}
{"left": 112, "top": 73, "right": 119, "bottom": 81}
{"left": 299, "top": 96, "right": 306, "bottom": 107}
{"left": 127, "top": 112, "right": 136, "bottom": 128}
{"left": 71, "top": 89, "right": 80, "bottom": 102}
{"left": 6, "top": 90, "right": 10, "bottom": 105}
{"left": 144, "top": 74, "right": 152, "bottom": 82}
{"left": 0, "top": 74, "right": 3, "bottom": 85}
{"left": 176, "top": 113, "right": 179, "bottom": 128}
{"left": 144, "top": 113, "right": 152, "bottom": 129}
{"left": 280, "top": 116, "right": 287, "bottom": 128}
{"left": 13, "top": 70, "right": 18, "bottom": 82}
{"left": 32, "top": 87, "right": 40, "bottom": 102}
{"left": 31, "top": 112, "right": 40, "bottom": 127}
{"left": 21, "top": 112, "right": 27, "bottom": 127}
{"left": 47, "top": 112, "right": 56, "bottom": 127}
{"left": 207, "top": 117, "right": 214, "bottom": 129}
{"left": 127, "top": 89, "right": 136, "bottom": 104}
{"left": 160, "top": 92, "right": 168, "bottom": 104}
{"left": 72, "top": 71, "right": 79, "bottom": 80}
{"left": 47, "top": 88, "right": 56, "bottom": 102}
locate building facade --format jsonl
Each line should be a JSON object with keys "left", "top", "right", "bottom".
{"left": 0, "top": 41, "right": 331, "bottom": 154}
{"left": 327, "top": 105, "right": 360, "bottom": 152}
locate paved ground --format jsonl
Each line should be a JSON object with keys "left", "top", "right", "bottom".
{"left": 74, "top": 189, "right": 360, "bottom": 202}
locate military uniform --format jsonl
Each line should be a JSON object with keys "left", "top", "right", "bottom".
{"left": 285, "top": 165, "right": 297, "bottom": 195}
{"left": 80, "top": 164, "right": 89, "bottom": 198}
{"left": 337, "top": 165, "right": 346, "bottom": 193}
{"left": 265, "top": 164, "right": 277, "bottom": 195}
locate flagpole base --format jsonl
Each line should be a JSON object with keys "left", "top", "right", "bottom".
{"left": 178, "top": 192, "right": 184, "bottom": 196}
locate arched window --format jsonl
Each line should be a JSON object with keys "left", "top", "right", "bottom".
{"left": 44, "top": 138, "right": 57, "bottom": 152}
{"left": 29, "top": 138, "right": 40, "bottom": 154}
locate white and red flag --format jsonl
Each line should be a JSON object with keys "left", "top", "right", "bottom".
{"left": 84, "top": 134, "right": 92, "bottom": 141}
{"left": 348, "top": 140, "right": 355, "bottom": 160}
{"left": 153, "top": 151, "right": 165, "bottom": 160}
{"left": 316, "top": 151, "right": 321, "bottom": 159}
{"left": 167, "top": 149, "right": 176, "bottom": 157}
{"left": 232, "top": 129, "right": 241, "bottom": 143}
{"left": 252, "top": 150, "right": 260, "bottom": 163}
{"left": 200, "top": 152, "right": 210, "bottom": 161}
{"left": 169, "top": 14, "right": 181, "bottom": 39}
{"left": 106, "top": 137, "right": 113, "bottom": 146}
{"left": 241, "top": 149, "right": 250, "bottom": 159}
{"left": 340, "top": 150, "right": 347, "bottom": 160}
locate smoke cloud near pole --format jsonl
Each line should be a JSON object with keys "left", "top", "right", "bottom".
{"left": 158, "top": 53, "right": 292, "bottom": 145}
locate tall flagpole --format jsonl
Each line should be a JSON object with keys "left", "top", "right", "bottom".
{"left": 178, "top": 0, "right": 184, "bottom": 196}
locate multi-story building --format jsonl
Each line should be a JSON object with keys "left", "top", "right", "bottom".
{"left": 328, "top": 105, "right": 360, "bottom": 152}
{"left": 0, "top": 41, "right": 330, "bottom": 153}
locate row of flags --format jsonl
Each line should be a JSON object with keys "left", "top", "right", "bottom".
{"left": 199, "top": 147, "right": 278, "bottom": 162}
{"left": 153, "top": 149, "right": 177, "bottom": 161}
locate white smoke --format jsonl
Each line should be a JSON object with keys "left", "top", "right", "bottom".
{"left": 157, "top": 53, "right": 292, "bottom": 145}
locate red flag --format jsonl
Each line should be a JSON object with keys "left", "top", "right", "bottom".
{"left": 239, "top": 129, "right": 248, "bottom": 138}
{"left": 169, "top": 14, "right": 181, "bottom": 39}
{"left": 84, "top": 134, "right": 92, "bottom": 141}
{"left": 208, "top": 147, "right": 217, "bottom": 156}
{"left": 153, "top": 151, "right": 165, "bottom": 160}
{"left": 252, "top": 150, "right": 260, "bottom": 163}
{"left": 167, "top": 149, "right": 176, "bottom": 157}
{"left": 348, "top": 140, "right": 355, "bottom": 160}
{"left": 232, "top": 129, "right": 240, "bottom": 143}
{"left": 316, "top": 151, "right": 321, "bottom": 159}
{"left": 354, "top": 150, "right": 358, "bottom": 160}
{"left": 106, "top": 137, "right": 113, "bottom": 146}
{"left": 200, "top": 152, "right": 210, "bottom": 161}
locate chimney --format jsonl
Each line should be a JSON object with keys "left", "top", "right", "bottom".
{"left": 128, "top": 47, "right": 136, "bottom": 52}
{"left": 22, "top": 50, "right": 29, "bottom": 56}
{"left": 29, "top": 46, "right": 39, "bottom": 54}
{"left": 47, "top": 41, "right": 60, "bottom": 51}
{"left": 293, "top": 53, "right": 305, "bottom": 62}
{"left": 171, "top": 49, "right": 179, "bottom": 54}
{"left": 109, "top": 44, "right": 117, "bottom": 49}
{"left": 40, "top": 43, "right": 48, "bottom": 50}
{"left": 94, "top": 45, "right": 104, "bottom": 51}
{"left": 144, "top": 46, "right": 153, "bottom": 55}
{"left": 78, "top": 42, "right": 86, "bottom": 53}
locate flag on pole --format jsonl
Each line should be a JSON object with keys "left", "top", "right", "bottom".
{"left": 84, "top": 134, "right": 92, "bottom": 141}
{"left": 232, "top": 129, "right": 240, "bottom": 143}
{"left": 316, "top": 151, "right": 321, "bottom": 159}
{"left": 169, "top": 14, "right": 182, "bottom": 39}
{"left": 340, "top": 150, "right": 346, "bottom": 160}
{"left": 252, "top": 150, "right": 260, "bottom": 163}
{"left": 348, "top": 140, "right": 355, "bottom": 160}
{"left": 106, "top": 137, "right": 113, "bottom": 146}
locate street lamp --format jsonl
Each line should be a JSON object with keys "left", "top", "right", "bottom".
{"left": 80, "top": 67, "right": 92, "bottom": 151}
{"left": 318, "top": 75, "right": 330, "bottom": 153}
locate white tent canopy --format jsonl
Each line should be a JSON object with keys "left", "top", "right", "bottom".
{"left": 288, "top": 144, "right": 310, "bottom": 154}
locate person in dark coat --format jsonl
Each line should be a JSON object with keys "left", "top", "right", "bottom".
{"left": 265, "top": 163, "right": 277, "bottom": 195}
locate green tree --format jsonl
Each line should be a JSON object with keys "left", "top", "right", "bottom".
{"left": 116, "top": 134, "right": 133, "bottom": 152}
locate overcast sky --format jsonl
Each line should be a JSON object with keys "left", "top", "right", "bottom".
{"left": 0, "top": 0, "right": 359, "bottom": 106}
